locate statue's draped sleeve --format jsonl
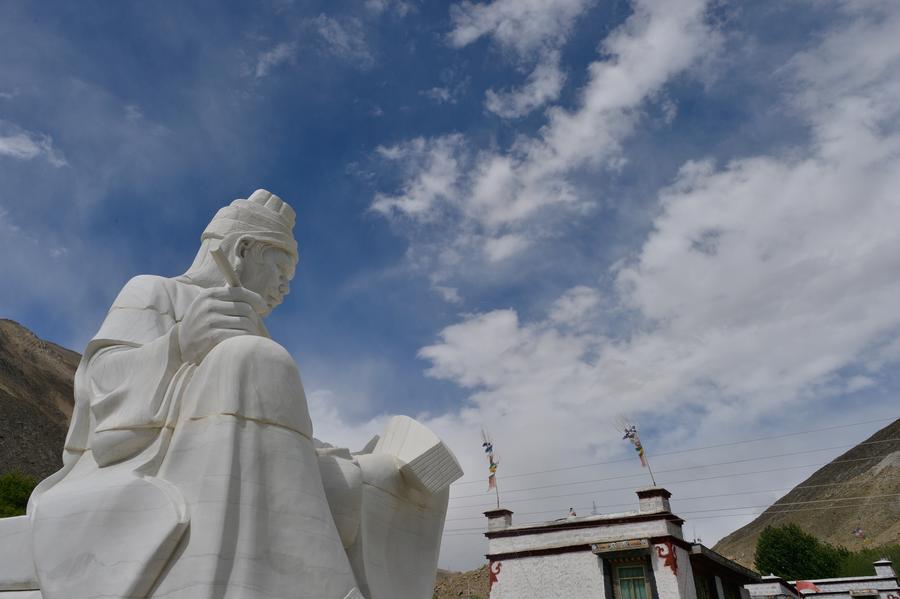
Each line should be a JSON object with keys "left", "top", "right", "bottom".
{"left": 65, "top": 275, "right": 187, "bottom": 467}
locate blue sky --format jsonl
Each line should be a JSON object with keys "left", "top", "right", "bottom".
{"left": 2, "top": 0, "right": 899, "bottom": 570}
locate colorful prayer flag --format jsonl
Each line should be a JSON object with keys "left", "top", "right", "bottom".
{"left": 623, "top": 424, "right": 648, "bottom": 467}
{"left": 482, "top": 431, "right": 499, "bottom": 492}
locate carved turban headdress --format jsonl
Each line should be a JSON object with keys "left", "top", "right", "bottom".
{"left": 202, "top": 189, "right": 298, "bottom": 260}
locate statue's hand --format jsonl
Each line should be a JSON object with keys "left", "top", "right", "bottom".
{"left": 179, "top": 286, "right": 268, "bottom": 364}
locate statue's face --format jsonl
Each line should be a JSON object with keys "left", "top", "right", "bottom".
{"left": 238, "top": 245, "right": 296, "bottom": 315}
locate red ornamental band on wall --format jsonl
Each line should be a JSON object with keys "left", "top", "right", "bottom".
{"left": 656, "top": 541, "right": 678, "bottom": 575}
{"left": 489, "top": 561, "right": 502, "bottom": 591}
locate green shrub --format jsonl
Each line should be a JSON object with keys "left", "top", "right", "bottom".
{"left": 755, "top": 523, "right": 900, "bottom": 580}
{"left": 754, "top": 524, "right": 848, "bottom": 579}
{"left": 836, "top": 544, "right": 900, "bottom": 577}
{"left": 0, "top": 471, "right": 37, "bottom": 518}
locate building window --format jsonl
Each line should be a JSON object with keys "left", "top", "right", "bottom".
{"left": 616, "top": 564, "right": 651, "bottom": 599}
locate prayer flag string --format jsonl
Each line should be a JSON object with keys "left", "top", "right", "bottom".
{"left": 482, "top": 430, "right": 501, "bottom": 507}
{"left": 622, "top": 423, "right": 657, "bottom": 486}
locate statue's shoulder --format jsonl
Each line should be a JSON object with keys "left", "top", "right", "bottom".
{"left": 112, "top": 274, "right": 181, "bottom": 311}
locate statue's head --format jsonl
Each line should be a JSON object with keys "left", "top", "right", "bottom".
{"left": 184, "top": 189, "right": 298, "bottom": 315}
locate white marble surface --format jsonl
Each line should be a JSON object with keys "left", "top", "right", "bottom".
{"left": 0, "top": 516, "right": 38, "bottom": 591}
{"left": 354, "top": 417, "right": 461, "bottom": 599}
{"left": 0, "top": 190, "right": 462, "bottom": 599}
{"left": 318, "top": 416, "right": 463, "bottom": 599}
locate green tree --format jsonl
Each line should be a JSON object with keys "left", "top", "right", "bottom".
{"left": 754, "top": 524, "right": 848, "bottom": 580}
{"left": 0, "top": 471, "right": 37, "bottom": 518}
{"left": 837, "top": 544, "right": 900, "bottom": 577}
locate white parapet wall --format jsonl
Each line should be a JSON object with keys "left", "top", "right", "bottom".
{"left": 490, "top": 550, "right": 606, "bottom": 599}
{"left": 487, "top": 512, "right": 680, "bottom": 555}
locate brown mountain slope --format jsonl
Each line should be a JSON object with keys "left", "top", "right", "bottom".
{"left": 713, "top": 418, "right": 900, "bottom": 569}
{"left": 0, "top": 319, "right": 78, "bottom": 480}
{"left": 433, "top": 565, "right": 490, "bottom": 599}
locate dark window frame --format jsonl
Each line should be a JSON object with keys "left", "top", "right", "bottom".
{"left": 610, "top": 557, "right": 654, "bottom": 599}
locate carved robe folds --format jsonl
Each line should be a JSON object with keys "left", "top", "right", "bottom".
{"left": 21, "top": 274, "right": 461, "bottom": 599}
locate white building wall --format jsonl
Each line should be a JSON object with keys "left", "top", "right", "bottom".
{"left": 747, "top": 581, "right": 790, "bottom": 595}
{"left": 488, "top": 519, "right": 672, "bottom": 555}
{"left": 745, "top": 580, "right": 800, "bottom": 598}
{"left": 651, "top": 544, "right": 697, "bottom": 599}
{"left": 490, "top": 551, "right": 605, "bottom": 599}
{"left": 815, "top": 580, "right": 899, "bottom": 592}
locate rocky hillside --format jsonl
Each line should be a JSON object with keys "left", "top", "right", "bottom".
{"left": 0, "top": 319, "right": 78, "bottom": 480}
{"left": 714, "top": 418, "right": 900, "bottom": 569}
{"left": 433, "top": 565, "right": 490, "bottom": 599}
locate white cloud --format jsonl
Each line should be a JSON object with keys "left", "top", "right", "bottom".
{"left": 247, "top": 15, "right": 374, "bottom": 79}
{"left": 124, "top": 104, "right": 143, "bottom": 121}
{"left": 0, "top": 133, "right": 46, "bottom": 160}
{"left": 549, "top": 285, "right": 602, "bottom": 326}
{"left": 407, "top": 1, "right": 900, "bottom": 569}
{"left": 421, "top": 85, "right": 467, "bottom": 105}
{"left": 448, "top": 0, "right": 593, "bottom": 58}
{"left": 435, "top": 285, "right": 464, "bottom": 304}
{"left": 420, "top": 0, "right": 900, "bottom": 432}
{"left": 420, "top": 309, "right": 531, "bottom": 389}
{"left": 374, "top": 0, "right": 718, "bottom": 274}
{"left": 255, "top": 42, "right": 297, "bottom": 78}
{"left": 0, "top": 120, "right": 67, "bottom": 167}
{"left": 371, "top": 135, "right": 466, "bottom": 219}
{"left": 310, "top": 15, "right": 373, "bottom": 68}
{"left": 844, "top": 376, "right": 875, "bottom": 393}
{"left": 365, "top": 0, "right": 415, "bottom": 17}
{"left": 422, "top": 87, "right": 453, "bottom": 103}
{"left": 449, "top": 0, "right": 592, "bottom": 117}
{"left": 306, "top": 389, "right": 387, "bottom": 449}
{"left": 485, "top": 51, "right": 566, "bottom": 118}
{"left": 483, "top": 233, "right": 530, "bottom": 262}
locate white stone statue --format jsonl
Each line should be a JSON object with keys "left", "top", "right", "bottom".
{"left": 0, "top": 190, "right": 463, "bottom": 599}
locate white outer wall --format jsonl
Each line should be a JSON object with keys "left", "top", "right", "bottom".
{"left": 651, "top": 544, "right": 697, "bottom": 599}
{"left": 488, "top": 541, "right": 699, "bottom": 599}
{"left": 816, "top": 580, "right": 900, "bottom": 592}
{"left": 490, "top": 551, "right": 605, "bottom": 599}
{"left": 488, "top": 519, "right": 676, "bottom": 555}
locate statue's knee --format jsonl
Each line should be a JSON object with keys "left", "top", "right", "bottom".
{"left": 184, "top": 334, "right": 309, "bottom": 430}
{"left": 205, "top": 335, "right": 293, "bottom": 370}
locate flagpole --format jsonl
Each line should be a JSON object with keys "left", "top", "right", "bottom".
{"left": 494, "top": 476, "right": 501, "bottom": 509}
{"left": 623, "top": 423, "right": 657, "bottom": 487}
{"left": 646, "top": 455, "right": 658, "bottom": 487}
